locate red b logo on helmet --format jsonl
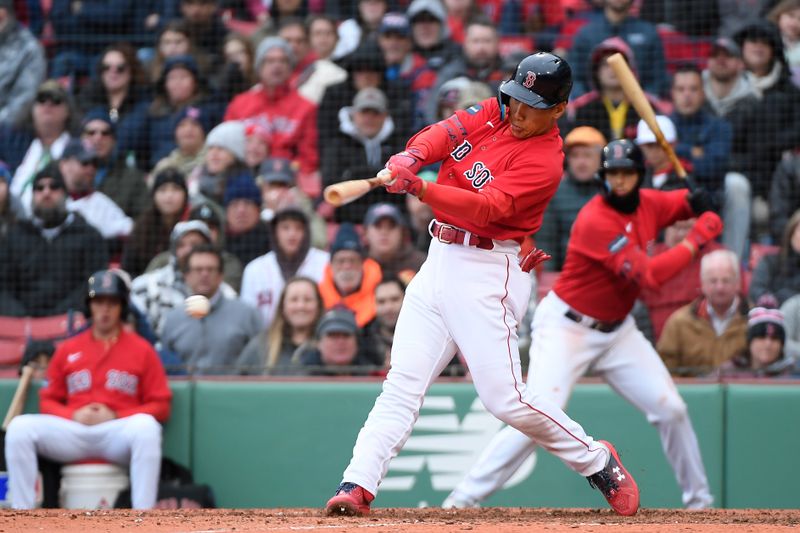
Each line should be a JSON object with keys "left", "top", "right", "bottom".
{"left": 523, "top": 71, "right": 536, "bottom": 88}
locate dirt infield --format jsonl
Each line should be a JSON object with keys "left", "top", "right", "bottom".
{"left": 1, "top": 508, "right": 798, "bottom": 532}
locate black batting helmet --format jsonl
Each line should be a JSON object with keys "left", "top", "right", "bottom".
{"left": 598, "top": 139, "right": 645, "bottom": 179}
{"left": 498, "top": 52, "right": 572, "bottom": 111}
{"left": 85, "top": 269, "right": 129, "bottom": 318}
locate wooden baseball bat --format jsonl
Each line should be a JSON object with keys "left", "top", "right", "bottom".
{"left": 323, "top": 169, "right": 393, "bottom": 207}
{"left": 606, "top": 53, "right": 688, "bottom": 179}
{"left": 2, "top": 364, "right": 34, "bottom": 431}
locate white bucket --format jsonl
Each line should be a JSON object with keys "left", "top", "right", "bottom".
{"left": 59, "top": 464, "right": 130, "bottom": 509}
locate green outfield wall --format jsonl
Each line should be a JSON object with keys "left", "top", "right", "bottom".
{"left": 1, "top": 380, "right": 798, "bottom": 509}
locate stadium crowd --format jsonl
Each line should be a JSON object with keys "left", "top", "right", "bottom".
{"left": 1, "top": 0, "right": 800, "bottom": 379}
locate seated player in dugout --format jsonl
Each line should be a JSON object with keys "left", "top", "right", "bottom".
{"left": 325, "top": 52, "right": 645, "bottom": 518}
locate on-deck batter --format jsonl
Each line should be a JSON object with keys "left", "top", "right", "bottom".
{"left": 4, "top": 270, "right": 171, "bottom": 509}
{"left": 444, "top": 140, "right": 720, "bottom": 510}
{"left": 325, "top": 52, "right": 640, "bottom": 518}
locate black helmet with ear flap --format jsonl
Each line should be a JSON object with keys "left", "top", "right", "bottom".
{"left": 595, "top": 139, "right": 646, "bottom": 213}
{"left": 85, "top": 269, "right": 129, "bottom": 318}
{"left": 498, "top": 52, "right": 572, "bottom": 117}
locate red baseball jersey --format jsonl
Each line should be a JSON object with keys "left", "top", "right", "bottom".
{"left": 433, "top": 98, "right": 565, "bottom": 242}
{"left": 554, "top": 189, "right": 694, "bottom": 322}
{"left": 40, "top": 329, "right": 172, "bottom": 422}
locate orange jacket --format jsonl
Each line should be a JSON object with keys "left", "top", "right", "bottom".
{"left": 319, "top": 258, "right": 383, "bottom": 327}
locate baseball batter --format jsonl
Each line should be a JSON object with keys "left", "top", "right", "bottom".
{"left": 4, "top": 270, "right": 171, "bottom": 509}
{"left": 326, "top": 53, "right": 640, "bottom": 518}
{"left": 444, "top": 140, "right": 720, "bottom": 510}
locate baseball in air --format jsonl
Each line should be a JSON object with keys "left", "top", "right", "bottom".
{"left": 185, "top": 294, "right": 210, "bottom": 319}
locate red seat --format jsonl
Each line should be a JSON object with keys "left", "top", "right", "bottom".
{"left": 0, "top": 338, "right": 26, "bottom": 366}
{"left": 749, "top": 243, "right": 780, "bottom": 272}
{"left": 28, "top": 313, "right": 85, "bottom": 340}
{"left": 0, "top": 316, "right": 28, "bottom": 340}
{"left": 499, "top": 36, "right": 535, "bottom": 57}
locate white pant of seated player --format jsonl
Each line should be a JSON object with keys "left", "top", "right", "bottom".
{"left": 447, "top": 292, "right": 713, "bottom": 509}
{"left": 4, "top": 413, "right": 162, "bottom": 509}
{"left": 341, "top": 239, "right": 610, "bottom": 497}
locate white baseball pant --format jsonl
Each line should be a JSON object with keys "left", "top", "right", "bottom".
{"left": 447, "top": 291, "right": 713, "bottom": 509}
{"left": 4, "top": 413, "right": 163, "bottom": 509}
{"left": 341, "top": 238, "right": 610, "bottom": 496}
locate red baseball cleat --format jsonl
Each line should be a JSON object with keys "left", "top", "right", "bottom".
{"left": 325, "top": 482, "right": 375, "bottom": 516}
{"left": 587, "top": 440, "right": 640, "bottom": 516}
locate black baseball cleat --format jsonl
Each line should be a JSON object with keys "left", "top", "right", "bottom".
{"left": 587, "top": 440, "right": 640, "bottom": 516}
{"left": 325, "top": 482, "right": 375, "bottom": 516}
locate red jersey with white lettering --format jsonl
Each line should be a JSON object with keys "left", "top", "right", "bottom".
{"left": 40, "top": 329, "right": 172, "bottom": 422}
{"left": 433, "top": 98, "right": 564, "bottom": 241}
{"left": 554, "top": 189, "right": 694, "bottom": 322}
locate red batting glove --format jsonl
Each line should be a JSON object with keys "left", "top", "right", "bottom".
{"left": 520, "top": 247, "right": 551, "bottom": 273}
{"left": 685, "top": 211, "right": 723, "bottom": 250}
{"left": 385, "top": 163, "right": 424, "bottom": 196}
{"left": 386, "top": 147, "right": 425, "bottom": 174}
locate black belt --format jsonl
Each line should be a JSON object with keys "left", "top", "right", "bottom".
{"left": 564, "top": 309, "right": 623, "bottom": 333}
{"left": 430, "top": 221, "right": 494, "bottom": 250}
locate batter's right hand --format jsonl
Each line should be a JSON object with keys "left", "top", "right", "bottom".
{"left": 386, "top": 147, "right": 425, "bottom": 174}
{"left": 685, "top": 211, "right": 723, "bottom": 249}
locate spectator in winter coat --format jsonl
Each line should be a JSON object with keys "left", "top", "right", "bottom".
{"left": 670, "top": 65, "right": 750, "bottom": 262}
{"left": 152, "top": 105, "right": 211, "bottom": 178}
{"left": 147, "top": 55, "right": 223, "bottom": 169}
{"left": 768, "top": 151, "right": 800, "bottom": 242}
{"left": 0, "top": 0, "right": 45, "bottom": 125}
{"left": 535, "top": 126, "right": 606, "bottom": 271}
{"left": 733, "top": 20, "right": 800, "bottom": 197}
{"left": 779, "top": 291, "right": 800, "bottom": 360}
{"left": 57, "top": 140, "right": 133, "bottom": 240}
{"left": 362, "top": 276, "right": 405, "bottom": 369}
{"left": 130, "top": 220, "right": 236, "bottom": 338}
{"left": 407, "top": 0, "right": 461, "bottom": 73}
{"left": 564, "top": 37, "right": 671, "bottom": 142}
{"left": 224, "top": 37, "right": 320, "bottom": 191}
{"left": 568, "top": 0, "right": 668, "bottom": 98}
{"left": 0, "top": 166, "right": 108, "bottom": 316}
{"left": 768, "top": 0, "right": 800, "bottom": 87}
{"left": 332, "top": 0, "right": 388, "bottom": 60}
{"left": 80, "top": 110, "right": 149, "bottom": 219}
{"left": 122, "top": 168, "right": 189, "bottom": 278}
{"left": 160, "top": 244, "right": 261, "bottom": 375}
{"left": 718, "top": 307, "right": 796, "bottom": 378}
{"left": 657, "top": 249, "right": 749, "bottom": 376}
{"left": 637, "top": 116, "right": 685, "bottom": 191}
{"left": 78, "top": 44, "right": 151, "bottom": 169}
{"left": 321, "top": 87, "right": 406, "bottom": 224}
{"left": 222, "top": 173, "right": 271, "bottom": 266}
{"left": 377, "top": 12, "right": 437, "bottom": 131}
{"left": 178, "top": 0, "right": 228, "bottom": 67}
{"left": 187, "top": 120, "right": 250, "bottom": 207}
{"left": 5, "top": 80, "right": 77, "bottom": 216}
{"left": 750, "top": 210, "right": 800, "bottom": 306}
{"left": 363, "top": 202, "right": 425, "bottom": 284}
{"left": 296, "top": 307, "right": 381, "bottom": 376}
{"left": 319, "top": 223, "right": 383, "bottom": 327}
{"left": 428, "top": 17, "right": 505, "bottom": 122}
{"left": 241, "top": 207, "right": 329, "bottom": 328}
{"left": 291, "top": 16, "right": 348, "bottom": 105}
{"left": 236, "top": 276, "right": 325, "bottom": 375}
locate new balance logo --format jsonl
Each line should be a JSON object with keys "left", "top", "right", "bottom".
{"left": 383, "top": 396, "right": 535, "bottom": 492}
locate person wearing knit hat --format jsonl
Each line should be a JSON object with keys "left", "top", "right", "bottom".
{"left": 719, "top": 307, "right": 795, "bottom": 377}
{"left": 319, "top": 223, "right": 383, "bottom": 327}
{"left": 223, "top": 34, "right": 318, "bottom": 183}
{"left": 187, "top": 120, "right": 250, "bottom": 205}
{"left": 223, "top": 173, "right": 271, "bottom": 266}
{"left": 152, "top": 105, "right": 211, "bottom": 178}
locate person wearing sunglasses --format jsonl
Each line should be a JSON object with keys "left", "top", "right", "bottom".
{"left": 78, "top": 44, "right": 151, "bottom": 169}
{"left": 58, "top": 138, "right": 134, "bottom": 240}
{"left": 6, "top": 80, "right": 75, "bottom": 218}
{"left": 0, "top": 164, "right": 108, "bottom": 317}
{"left": 80, "top": 109, "right": 149, "bottom": 219}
